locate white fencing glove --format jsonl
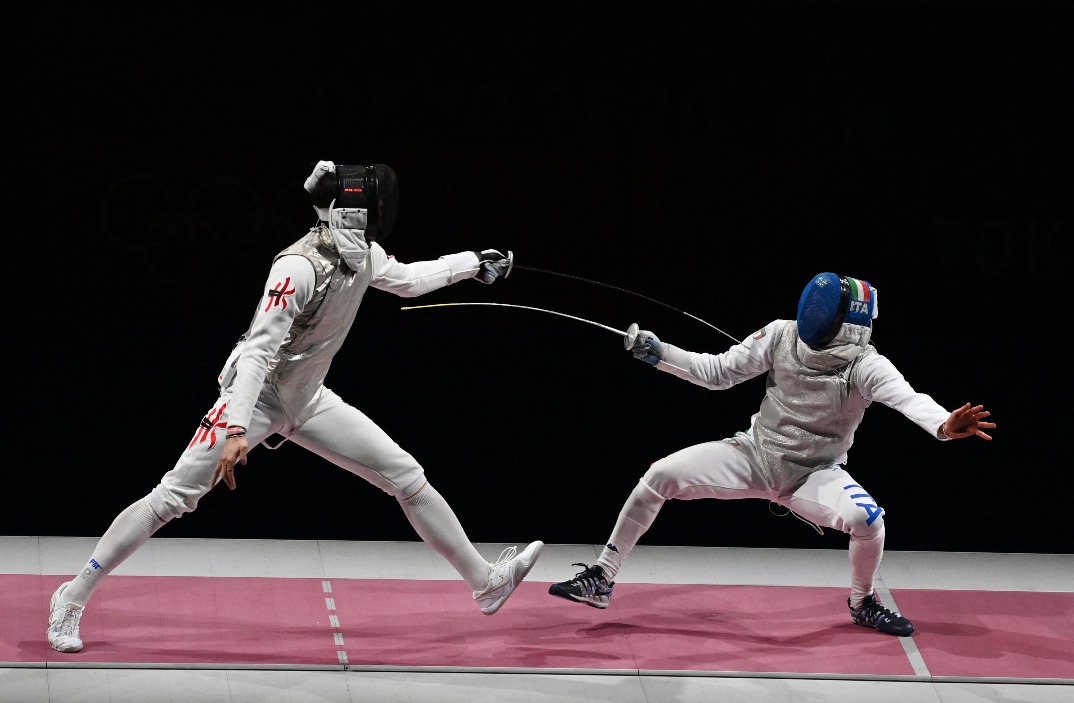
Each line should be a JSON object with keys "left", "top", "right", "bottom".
{"left": 473, "top": 249, "right": 514, "bottom": 284}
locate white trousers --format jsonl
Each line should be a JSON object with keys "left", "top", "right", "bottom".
{"left": 643, "top": 431, "right": 885, "bottom": 537}
{"left": 149, "top": 386, "right": 426, "bottom": 520}
{"left": 598, "top": 429, "right": 886, "bottom": 602}
{"left": 63, "top": 384, "right": 495, "bottom": 607}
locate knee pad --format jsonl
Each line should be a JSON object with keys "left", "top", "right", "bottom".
{"left": 640, "top": 463, "right": 676, "bottom": 500}
{"left": 132, "top": 497, "right": 167, "bottom": 533}
{"left": 849, "top": 513, "right": 885, "bottom": 542}
{"left": 398, "top": 480, "right": 438, "bottom": 510}
{"left": 397, "top": 475, "right": 428, "bottom": 501}
{"left": 147, "top": 483, "right": 201, "bottom": 522}
{"left": 623, "top": 478, "right": 665, "bottom": 524}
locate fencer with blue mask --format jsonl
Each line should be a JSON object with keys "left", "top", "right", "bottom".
{"left": 549, "top": 272, "right": 995, "bottom": 637}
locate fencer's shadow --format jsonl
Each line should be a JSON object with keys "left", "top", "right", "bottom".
{"left": 923, "top": 622, "right": 990, "bottom": 638}
{"left": 574, "top": 616, "right": 1071, "bottom": 668}
{"left": 915, "top": 621, "right": 1073, "bottom": 664}
{"left": 26, "top": 620, "right": 343, "bottom": 664}
{"left": 570, "top": 612, "right": 850, "bottom": 649}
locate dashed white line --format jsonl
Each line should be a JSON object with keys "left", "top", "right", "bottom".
{"left": 323, "top": 580, "right": 348, "bottom": 667}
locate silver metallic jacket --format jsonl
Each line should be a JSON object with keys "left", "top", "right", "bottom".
{"left": 751, "top": 324, "right": 874, "bottom": 491}
{"left": 253, "top": 225, "right": 367, "bottom": 426}
{"left": 657, "top": 320, "right": 886, "bottom": 492}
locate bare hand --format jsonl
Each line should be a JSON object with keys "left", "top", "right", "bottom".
{"left": 212, "top": 436, "right": 249, "bottom": 490}
{"left": 943, "top": 402, "right": 995, "bottom": 441}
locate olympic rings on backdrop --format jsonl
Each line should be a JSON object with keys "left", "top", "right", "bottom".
{"left": 99, "top": 174, "right": 308, "bottom": 288}
{"left": 93, "top": 77, "right": 721, "bottom": 289}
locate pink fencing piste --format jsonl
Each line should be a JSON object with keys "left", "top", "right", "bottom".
{"left": 6, "top": 575, "right": 1072, "bottom": 681}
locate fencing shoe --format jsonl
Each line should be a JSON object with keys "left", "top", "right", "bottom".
{"left": 474, "top": 541, "right": 544, "bottom": 615}
{"left": 548, "top": 563, "right": 615, "bottom": 609}
{"left": 849, "top": 592, "right": 915, "bottom": 636}
{"left": 47, "top": 582, "right": 84, "bottom": 653}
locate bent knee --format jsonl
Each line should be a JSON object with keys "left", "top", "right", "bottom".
{"left": 641, "top": 462, "right": 679, "bottom": 500}
{"left": 396, "top": 474, "right": 428, "bottom": 501}
{"left": 848, "top": 512, "right": 885, "bottom": 540}
{"left": 147, "top": 484, "right": 202, "bottom": 521}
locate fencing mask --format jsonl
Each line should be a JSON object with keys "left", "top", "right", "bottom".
{"left": 304, "top": 161, "right": 400, "bottom": 241}
{"left": 331, "top": 163, "right": 399, "bottom": 244}
{"left": 303, "top": 161, "right": 400, "bottom": 270}
{"left": 796, "top": 272, "right": 878, "bottom": 348}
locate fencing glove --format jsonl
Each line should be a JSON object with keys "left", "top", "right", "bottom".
{"left": 625, "top": 324, "right": 663, "bottom": 365}
{"left": 473, "top": 249, "right": 514, "bottom": 284}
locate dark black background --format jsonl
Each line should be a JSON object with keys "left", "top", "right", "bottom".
{"left": 12, "top": 2, "right": 1071, "bottom": 555}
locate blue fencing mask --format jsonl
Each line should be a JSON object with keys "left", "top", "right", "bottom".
{"left": 796, "top": 272, "right": 878, "bottom": 348}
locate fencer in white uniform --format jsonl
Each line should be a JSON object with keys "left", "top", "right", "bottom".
{"left": 548, "top": 272, "right": 994, "bottom": 636}
{"left": 47, "top": 161, "right": 543, "bottom": 653}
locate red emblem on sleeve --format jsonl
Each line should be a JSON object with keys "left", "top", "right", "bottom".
{"left": 190, "top": 402, "right": 228, "bottom": 450}
{"left": 265, "top": 277, "right": 296, "bottom": 312}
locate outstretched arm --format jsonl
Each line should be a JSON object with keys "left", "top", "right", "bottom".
{"left": 857, "top": 354, "right": 994, "bottom": 441}
{"left": 369, "top": 246, "right": 512, "bottom": 296}
{"left": 941, "top": 402, "right": 995, "bottom": 441}
{"left": 623, "top": 321, "right": 776, "bottom": 390}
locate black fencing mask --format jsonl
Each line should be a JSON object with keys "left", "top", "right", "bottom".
{"left": 333, "top": 164, "right": 399, "bottom": 243}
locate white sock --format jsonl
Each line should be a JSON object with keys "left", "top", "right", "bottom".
{"left": 399, "top": 482, "right": 489, "bottom": 590}
{"left": 63, "top": 497, "right": 166, "bottom": 607}
{"left": 848, "top": 523, "right": 885, "bottom": 608}
{"left": 596, "top": 479, "right": 665, "bottom": 581}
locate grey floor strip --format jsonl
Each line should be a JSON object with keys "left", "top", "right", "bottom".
{"left": 875, "top": 577, "right": 931, "bottom": 678}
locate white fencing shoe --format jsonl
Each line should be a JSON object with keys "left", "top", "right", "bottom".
{"left": 47, "top": 582, "right": 84, "bottom": 653}
{"left": 473, "top": 541, "right": 544, "bottom": 615}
